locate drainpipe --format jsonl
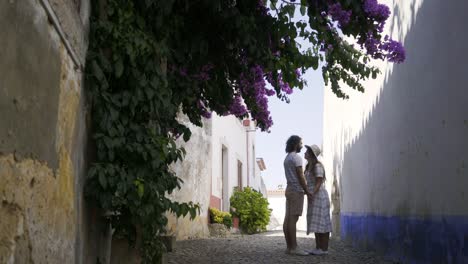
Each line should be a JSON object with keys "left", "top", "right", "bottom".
{"left": 246, "top": 130, "right": 249, "bottom": 187}
{"left": 244, "top": 120, "right": 256, "bottom": 188}
{"left": 99, "top": 210, "right": 114, "bottom": 264}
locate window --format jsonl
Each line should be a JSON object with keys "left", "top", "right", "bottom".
{"left": 237, "top": 160, "right": 243, "bottom": 190}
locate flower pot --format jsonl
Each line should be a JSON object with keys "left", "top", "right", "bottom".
{"left": 233, "top": 216, "right": 240, "bottom": 229}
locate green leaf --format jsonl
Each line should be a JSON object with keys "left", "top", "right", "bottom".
{"left": 270, "top": 1, "right": 276, "bottom": 11}
{"left": 92, "top": 60, "right": 105, "bottom": 82}
{"left": 311, "top": 56, "right": 319, "bottom": 70}
{"left": 300, "top": 5, "right": 306, "bottom": 16}
{"left": 135, "top": 180, "right": 145, "bottom": 198}
{"left": 115, "top": 58, "right": 124, "bottom": 78}
{"left": 99, "top": 172, "right": 107, "bottom": 189}
{"left": 137, "top": 184, "right": 144, "bottom": 198}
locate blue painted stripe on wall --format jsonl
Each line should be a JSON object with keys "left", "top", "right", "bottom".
{"left": 341, "top": 214, "right": 468, "bottom": 264}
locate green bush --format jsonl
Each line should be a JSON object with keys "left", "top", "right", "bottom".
{"left": 230, "top": 187, "right": 271, "bottom": 234}
{"left": 209, "top": 207, "right": 233, "bottom": 228}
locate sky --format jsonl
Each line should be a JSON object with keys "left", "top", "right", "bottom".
{"left": 256, "top": 67, "right": 324, "bottom": 190}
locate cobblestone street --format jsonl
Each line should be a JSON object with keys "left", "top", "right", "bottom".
{"left": 166, "top": 231, "right": 396, "bottom": 264}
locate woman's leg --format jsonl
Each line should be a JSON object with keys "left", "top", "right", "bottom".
{"left": 321, "top": 232, "right": 330, "bottom": 251}
{"left": 314, "top": 233, "right": 321, "bottom": 249}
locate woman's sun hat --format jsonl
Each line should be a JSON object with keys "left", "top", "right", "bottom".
{"left": 305, "top": 144, "right": 321, "bottom": 158}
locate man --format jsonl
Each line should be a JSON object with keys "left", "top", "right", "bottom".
{"left": 283, "top": 135, "right": 313, "bottom": 255}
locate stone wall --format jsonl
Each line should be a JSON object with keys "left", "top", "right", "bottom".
{"left": 0, "top": 1, "right": 107, "bottom": 263}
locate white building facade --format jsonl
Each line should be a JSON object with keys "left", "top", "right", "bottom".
{"left": 210, "top": 114, "right": 266, "bottom": 211}
{"left": 167, "top": 114, "right": 267, "bottom": 239}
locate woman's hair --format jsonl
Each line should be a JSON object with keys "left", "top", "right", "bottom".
{"left": 305, "top": 154, "right": 326, "bottom": 181}
{"left": 285, "top": 135, "right": 302, "bottom": 153}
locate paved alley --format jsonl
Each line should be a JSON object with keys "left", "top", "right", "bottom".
{"left": 166, "top": 231, "right": 396, "bottom": 264}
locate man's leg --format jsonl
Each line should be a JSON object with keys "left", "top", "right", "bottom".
{"left": 283, "top": 214, "right": 291, "bottom": 249}
{"left": 287, "top": 214, "right": 299, "bottom": 249}
{"left": 284, "top": 195, "right": 292, "bottom": 250}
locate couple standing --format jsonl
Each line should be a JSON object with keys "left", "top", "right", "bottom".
{"left": 283, "top": 135, "right": 331, "bottom": 256}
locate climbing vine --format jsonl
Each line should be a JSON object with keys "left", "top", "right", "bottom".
{"left": 85, "top": 0, "right": 404, "bottom": 262}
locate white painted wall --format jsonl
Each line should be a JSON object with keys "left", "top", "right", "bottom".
{"left": 168, "top": 113, "right": 267, "bottom": 238}
{"left": 252, "top": 161, "right": 265, "bottom": 195}
{"left": 322, "top": 2, "right": 468, "bottom": 259}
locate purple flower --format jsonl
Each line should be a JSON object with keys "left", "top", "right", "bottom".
{"left": 359, "top": 33, "right": 406, "bottom": 63}
{"left": 179, "top": 67, "right": 188, "bottom": 77}
{"left": 265, "top": 89, "right": 276, "bottom": 96}
{"left": 363, "top": 0, "right": 390, "bottom": 32}
{"left": 193, "top": 63, "right": 214, "bottom": 81}
{"left": 363, "top": 0, "right": 390, "bottom": 21}
{"left": 266, "top": 71, "right": 294, "bottom": 95}
{"left": 380, "top": 39, "right": 406, "bottom": 63}
{"left": 201, "top": 111, "right": 212, "bottom": 119}
{"left": 257, "top": 0, "right": 269, "bottom": 16}
{"left": 228, "top": 96, "right": 248, "bottom": 116}
{"left": 363, "top": 34, "right": 380, "bottom": 56}
{"left": 328, "top": 3, "right": 352, "bottom": 28}
{"left": 295, "top": 69, "right": 302, "bottom": 78}
{"left": 237, "top": 65, "right": 274, "bottom": 130}
{"left": 197, "top": 100, "right": 212, "bottom": 119}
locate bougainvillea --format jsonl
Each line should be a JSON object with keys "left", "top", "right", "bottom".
{"left": 177, "top": 0, "right": 406, "bottom": 129}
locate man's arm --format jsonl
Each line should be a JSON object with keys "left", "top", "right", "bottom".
{"left": 296, "top": 167, "right": 312, "bottom": 197}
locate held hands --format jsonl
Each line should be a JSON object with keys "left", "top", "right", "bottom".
{"left": 305, "top": 191, "right": 314, "bottom": 200}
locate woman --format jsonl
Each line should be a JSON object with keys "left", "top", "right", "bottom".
{"left": 304, "top": 144, "right": 332, "bottom": 255}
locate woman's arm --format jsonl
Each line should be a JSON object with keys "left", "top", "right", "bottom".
{"left": 312, "top": 163, "right": 325, "bottom": 195}
{"left": 313, "top": 177, "right": 323, "bottom": 195}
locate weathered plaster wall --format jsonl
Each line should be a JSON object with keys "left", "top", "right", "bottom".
{"left": 0, "top": 0, "right": 62, "bottom": 169}
{"left": 166, "top": 116, "right": 212, "bottom": 240}
{"left": 0, "top": 0, "right": 102, "bottom": 263}
{"left": 322, "top": 0, "right": 468, "bottom": 263}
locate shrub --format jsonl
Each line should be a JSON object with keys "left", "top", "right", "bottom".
{"left": 209, "top": 207, "right": 233, "bottom": 228}
{"left": 230, "top": 187, "right": 271, "bottom": 234}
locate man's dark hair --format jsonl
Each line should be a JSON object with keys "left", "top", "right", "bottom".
{"left": 285, "top": 135, "right": 301, "bottom": 153}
